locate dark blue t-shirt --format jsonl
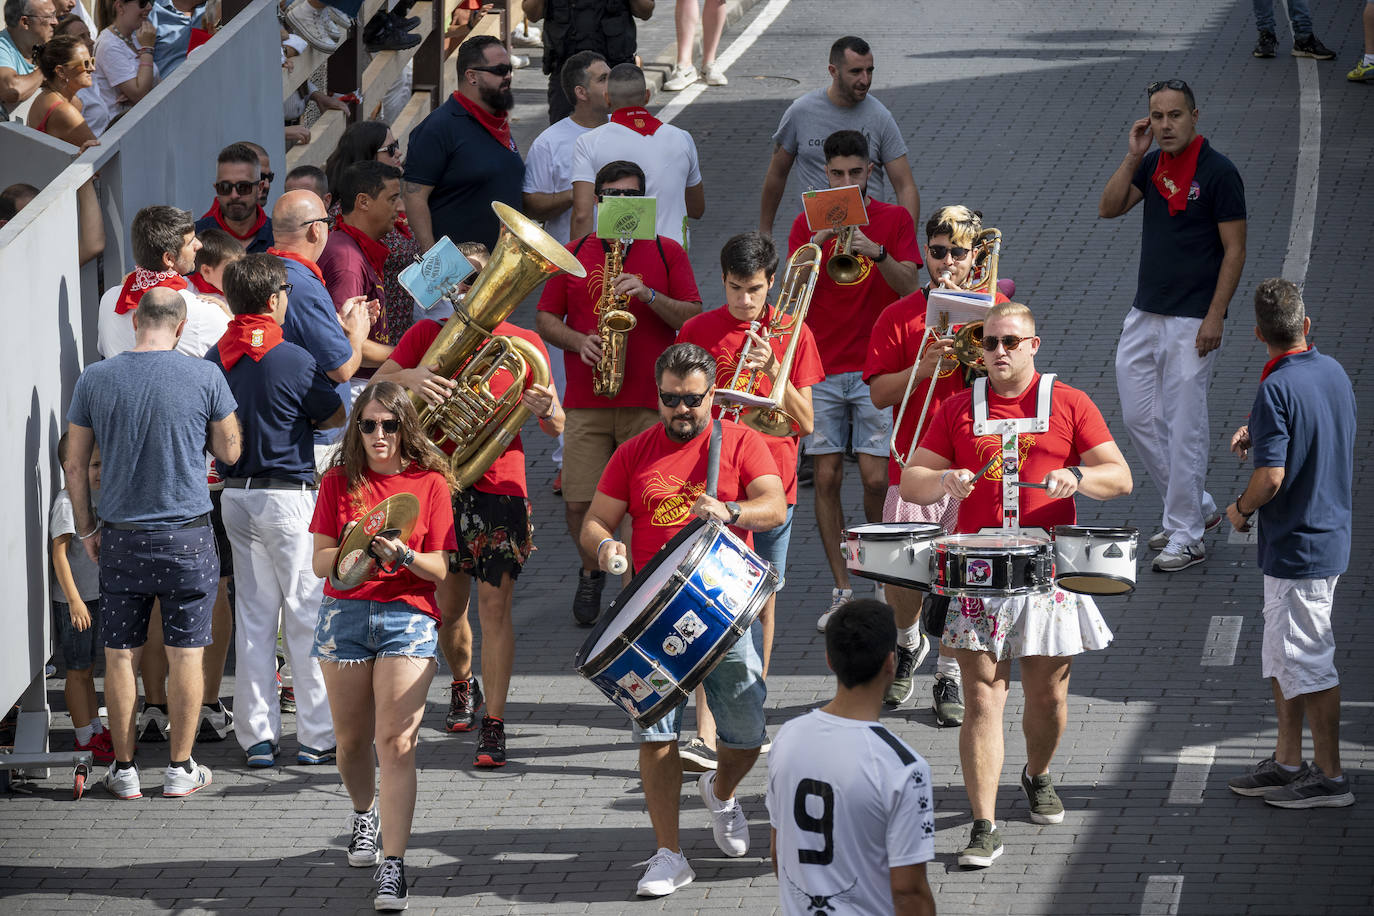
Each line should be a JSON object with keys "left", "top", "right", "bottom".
{"left": 278, "top": 256, "right": 354, "bottom": 376}
{"left": 1130, "top": 139, "right": 1246, "bottom": 319}
{"left": 67, "top": 350, "right": 236, "bottom": 528}
{"left": 1249, "top": 348, "right": 1355, "bottom": 579}
{"left": 206, "top": 338, "right": 342, "bottom": 482}
{"left": 194, "top": 213, "right": 275, "bottom": 254}
{"left": 403, "top": 95, "right": 525, "bottom": 251}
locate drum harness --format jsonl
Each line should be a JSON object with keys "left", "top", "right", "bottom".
{"left": 971, "top": 373, "right": 1056, "bottom": 536}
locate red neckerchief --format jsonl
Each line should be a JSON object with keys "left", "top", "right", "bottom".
{"left": 609, "top": 105, "right": 662, "bottom": 137}
{"left": 114, "top": 267, "right": 188, "bottom": 315}
{"left": 203, "top": 199, "right": 267, "bottom": 242}
{"left": 336, "top": 218, "right": 390, "bottom": 274}
{"left": 392, "top": 211, "right": 412, "bottom": 239}
{"left": 188, "top": 271, "right": 221, "bottom": 296}
{"left": 1260, "top": 345, "right": 1309, "bottom": 382}
{"left": 217, "top": 313, "right": 284, "bottom": 370}
{"left": 187, "top": 27, "right": 210, "bottom": 54}
{"left": 452, "top": 91, "right": 516, "bottom": 152}
{"left": 268, "top": 246, "right": 326, "bottom": 285}
{"left": 1152, "top": 134, "right": 1204, "bottom": 216}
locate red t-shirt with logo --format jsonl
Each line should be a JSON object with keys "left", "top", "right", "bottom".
{"left": 388, "top": 318, "right": 549, "bottom": 498}
{"left": 537, "top": 234, "right": 701, "bottom": 410}
{"left": 918, "top": 375, "right": 1114, "bottom": 534}
{"left": 596, "top": 419, "right": 779, "bottom": 571}
{"left": 310, "top": 465, "right": 459, "bottom": 620}
{"left": 865, "top": 288, "right": 1009, "bottom": 486}
{"left": 677, "top": 303, "right": 825, "bottom": 503}
{"left": 787, "top": 199, "right": 920, "bottom": 374}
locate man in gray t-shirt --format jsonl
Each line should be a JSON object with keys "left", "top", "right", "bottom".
{"left": 759, "top": 35, "right": 921, "bottom": 236}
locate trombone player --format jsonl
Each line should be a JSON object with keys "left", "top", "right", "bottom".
{"left": 787, "top": 130, "right": 922, "bottom": 631}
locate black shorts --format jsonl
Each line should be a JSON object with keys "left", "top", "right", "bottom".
{"left": 448, "top": 489, "right": 534, "bottom": 588}
{"left": 210, "top": 489, "right": 233, "bottom": 578}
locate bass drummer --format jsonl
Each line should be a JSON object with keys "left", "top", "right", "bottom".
{"left": 901, "top": 301, "right": 1131, "bottom": 869}
{"left": 580, "top": 342, "right": 784, "bottom": 899}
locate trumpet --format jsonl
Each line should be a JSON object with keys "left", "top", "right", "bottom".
{"left": 592, "top": 238, "right": 637, "bottom": 398}
{"left": 716, "top": 243, "right": 822, "bottom": 436}
{"left": 826, "top": 225, "right": 863, "bottom": 284}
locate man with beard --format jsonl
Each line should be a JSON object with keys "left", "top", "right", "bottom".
{"left": 580, "top": 342, "right": 784, "bottom": 898}
{"left": 403, "top": 35, "right": 524, "bottom": 252}
{"left": 195, "top": 142, "right": 275, "bottom": 254}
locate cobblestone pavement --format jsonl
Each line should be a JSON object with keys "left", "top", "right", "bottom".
{"left": 4, "top": 1, "right": 1373, "bottom": 913}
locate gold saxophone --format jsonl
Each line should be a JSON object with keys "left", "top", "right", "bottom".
{"left": 592, "top": 238, "right": 637, "bottom": 398}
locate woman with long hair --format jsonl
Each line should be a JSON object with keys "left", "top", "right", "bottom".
{"left": 89, "top": 0, "right": 159, "bottom": 136}
{"left": 309, "top": 381, "right": 457, "bottom": 912}
{"left": 324, "top": 120, "right": 420, "bottom": 343}
{"left": 26, "top": 35, "right": 98, "bottom": 148}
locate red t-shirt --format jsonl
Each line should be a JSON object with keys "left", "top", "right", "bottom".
{"left": 787, "top": 199, "right": 920, "bottom": 374}
{"left": 918, "top": 375, "right": 1114, "bottom": 534}
{"left": 388, "top": 318, "right": 549, "bottom": 498}
{"left": 536, "top": 235, "right": 701, "bottom": 409}
{"left": 865, "top": 288, "right": 1009, "bottom": 486}
{"left": 310, "top": 465, "right": 459, "bottom": 620}
{"left": 596, "top": 419, "right": 779, "bottom": 572}
{"left": 677, "top": 303, "right": 825, "bottom": 504}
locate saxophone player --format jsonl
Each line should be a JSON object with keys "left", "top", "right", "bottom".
{"left": 536, "top": 160, "right": 703, "bottom": 628}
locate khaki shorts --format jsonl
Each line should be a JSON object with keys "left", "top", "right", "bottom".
{"left": 561, "top": 407, "right": 659, "bottom": 502}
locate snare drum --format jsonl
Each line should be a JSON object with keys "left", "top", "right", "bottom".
{"left": 574, "top": 519, "right": 777, "bottom": 728}
{"left": 844, "top": 522, "right": 945, "bottom": 589}
{"left": 931, "top": 533, "right": 1055, "bottom": 598}
{"left": 1052, "top": 526, "right": 1138, "bottom": 596}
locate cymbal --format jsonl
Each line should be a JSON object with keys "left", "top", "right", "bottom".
{"left": 329, "top": 493, "right": 422, "bottom": 591}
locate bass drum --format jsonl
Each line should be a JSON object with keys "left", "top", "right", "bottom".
{"left": 931, "top": 533, "right": 1055, "bottom": 598}
{"left": 1052, "top": 525, "right": 1138, "bottom": 595}
{"left": 843, "top": 522, "right": 945, "bottom": 589}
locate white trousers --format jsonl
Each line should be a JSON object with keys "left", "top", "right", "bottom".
{"left": 221, "top": 487, "right": 334, "bottom": 751}
{"left": 1114, "top": 308, "right": 1219, "bottom": 545}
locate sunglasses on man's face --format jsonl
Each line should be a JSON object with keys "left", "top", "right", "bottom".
{"left": 927, "top": 244, "right": 970, "bottom": 260}
{"left": 470, "top": 63, "right": 513, "bottom": 77}
{"left": 357, "top": 418, "right": 401, "bottom": 435}
{"left": 660, "top": 391, "right": 708, "bottom": 408}
{"left": 980, "top": 334, "right": 1032, "bottom": 352}
{"left": 214, "top": 180, "right": 259, "bottom": 197}
{"left": 260, "top": 171, "right": 274, "bottom": 185}
{"left": 598, "top": 187, "right": 644, "bottom": 198}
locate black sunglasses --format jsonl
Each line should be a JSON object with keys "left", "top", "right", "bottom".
{"left": 981, "top": 334, "right": 1032, "bottom": 352}
{"left": 660, "top": 391, "right": 708, "bottom": 408}
{"left": 927, "top": 244, "right": 970, "bottom": 260}
{"left": 357, "top": 418, "right": 401, "bottom": 435}
{"left": 470, "top": 63, "right": 513, "bottom": 77}
{"left": 260, "top": 170, "right": 275, "bottom": 185}
{"left": 300, "top": 216, "right": 333, "bottom": 230}
{"left": 379, "top": 140, "right": 400, "bottom": 157}
{"left": 214, "top": 180, "right": 258, "bottom": 197}
{"left": 598, "top": 187, "right": 644, "bottom": 198}
{"left": 1146, "top": 78, "right": 1191, "bottom": 96}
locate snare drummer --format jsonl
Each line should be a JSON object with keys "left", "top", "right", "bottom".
{"left": 901, "top": 302, "right": 1131, "bottom": 869}
{"left": 580, "top": 343, "right": 785, "bottom": 898}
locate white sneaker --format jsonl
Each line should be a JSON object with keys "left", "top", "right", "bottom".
{"left": 103, "top": 764, "right": 142, "bottom": 800}
{"left": 816, "top": 588, "right": 853, "bottom": 632}
{"left": 1148, "top": 510, "right": 1223, "bottom": 550}
{"left": 698, "top": 770, "right": 749, "bottom": 856}
{"left": 512, "top": 21, "right": 542, "bottom": 46}
{"left": 662, "top": 64, "right": 699, "bottom": 91}
{"left": 323, "top": 5, "right": 351, "bottom": 34}
{"left": 1152, "top": 541, "right": 1205, "bottom": 572}
{"left": 287, "top": 2, "right": 344, "bottom": 52}
{"left": 510, "top": 53, "right": 530, "bottom": 69}
{"left": 635, "top": 847, "right": 694, "bottom": 897}
{"left": 163, "top": 759, "right": 213, "bottom": 797}
{"left": 702, "top": 63, "right": 728, "bottom": 86}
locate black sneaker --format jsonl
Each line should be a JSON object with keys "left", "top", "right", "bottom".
{"left": 932, "top": 674, "right": 965, "bottom": 727}
{"left": 1263, "top": 764, "right": 1355, "bottom": 808}
{"left": 1228, "top": 755, "right": 1308, "bottom": 797}
{"left": 679, "top": 736, "right": 718, "bottom": 772}
{"left": 347, "top": 807, "right": 381, "bottom": 867}
{"left": 958, "top": 819, "right": 1003, "bottom": 868}
{"left": 474, "top": 717, "right": 506, "bottom": 768}
{"left": 883, "top": 639, "right": 927, "bottom": 708}
{"left": 366, "top": 22, "right": 421, "bottom": 52}
{"left": 572, "top": 569, "right": 605, "bottom": 627}
{"left": 1253, "top": 30, "right": 1278, "bottom": 58}
{"left": 1292, "top": 34, "right": 1336, "bottom": 60}
{"left": 1021, "top": 767, "right": 1066, "bottom": 824}
{"left": 280, "top": 686, "right": 296, "bottom": 714}
{"left": 388, "top": 11, "right": 421, "bottom": 30}
{"left": 374, "top": 856, "right": 408, "bottom": 911}
{"left": 445, "top": 677, "right": 483, "bottom": 733}
{"left": 797, "top": 453, "right": 813, "bottom": 486}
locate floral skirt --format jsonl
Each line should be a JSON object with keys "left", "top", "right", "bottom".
{"left": 941, "top": 587, "right": 1113, "bottom": 661}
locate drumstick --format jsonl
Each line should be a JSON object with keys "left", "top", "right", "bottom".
{"left": 1015, "top": 481, "right": 1049, "bottom": 489}
{"left": 608, "top": 555, "right": 629, "bottom": 575}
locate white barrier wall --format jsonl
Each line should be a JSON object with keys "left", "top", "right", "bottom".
{"left": 0, "top": 0, "right": 284, "bottom": 718}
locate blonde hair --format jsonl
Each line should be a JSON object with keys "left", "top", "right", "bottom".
{"left": 924, "top": 205, "right": 982, "bottom": 248}
{"left": 985, "top": 301, "right": 1035, "bottom": 334}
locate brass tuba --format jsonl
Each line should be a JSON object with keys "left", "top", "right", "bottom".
{"left": 825, "top": 225, "right": 863, "bottom": 284}
{"left": 715, "top": 243, "right": 822, "bottom": 437}
{"left": 407, "top": 202, "right": 586, "bottom": 490}
{"left": 592, "top": 238, "right": 637, "bottom": 398}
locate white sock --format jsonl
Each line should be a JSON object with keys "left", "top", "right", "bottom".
{"left": 898, "top": 623, "right": 923, "bottom": 649}
{"left": 1277, "top": 760, "right": 1303, "bottom": 773}
{"left": 74, "top": 723, "right": 96, "bottom": 744}
{"left": 937, "top": 655, "right": 960, "bottom": 680}
{"left": 1365, "top": 53, "right": 1374, "bottom": 66}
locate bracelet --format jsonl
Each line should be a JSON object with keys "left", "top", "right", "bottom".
{"left": 76, "top": 527, "right": 98, "bottom": 540}
{"left": 596, "top": 537, "right": 614, "bottom": 554}
{"left": 137, "top": 47, "right": 153, "bottom": 56}
{"left": 645, "top": 289, "right": 657, "bottom": 306}
{"left": 940, "top": 469, "right": 953, "bottom": 487}
{"left": 1235, "top": 495, "right": 1254, "bottom": 518}
{"left": 401, "top": 547, "right": 415, "bottom": 567}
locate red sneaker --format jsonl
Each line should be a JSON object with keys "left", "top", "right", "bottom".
{"left": 77, "top": 729, "right": 115, "bottom": 764}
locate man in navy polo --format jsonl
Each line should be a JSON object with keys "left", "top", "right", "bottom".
{"left": 209, "top": 253, "right": 345, "bottom": 769}
{"left": 403, "top": 35, "right": 524, "bottom": 252}
{"left": 1225, "top": 278, "right": 1355, "bottom": 810}
{"left": 195, "top": 143, "right": 276, "bottom": 254}
{"left": 1098, "top": 79, "right": 1247, "bottom": 573}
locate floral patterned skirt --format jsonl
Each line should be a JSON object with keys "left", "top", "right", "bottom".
{"left": 940, "top": 587, "right": 1113, "bottom": 661}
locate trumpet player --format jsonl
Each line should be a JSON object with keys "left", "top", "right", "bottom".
{"left": 374, "top": 244, "right": 564, "bottom": 768}
{"left": 788, "top": 130, "right": 921, "bottom": 631}
{"left": 536, "top": 160, "right": 703, "bottom": 628}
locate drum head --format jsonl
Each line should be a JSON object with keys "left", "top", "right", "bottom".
{"left": 1053, "top": 525, "right": 1138, "bottom": 540}
{"left": 846, "top": 522, "right": 945, "bottom": 541}
{"left": 939, "top": 533, "right": 1050, "bottom": 550}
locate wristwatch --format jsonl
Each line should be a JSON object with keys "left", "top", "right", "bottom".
{"left": 725, "top": 501, "right": 742, "bottom": 524}
{"left": 1067, "top": 466, "right": 1083, "bottom": 482}
{"left": 874, "top": 244, "right": 889, "bottom": 263}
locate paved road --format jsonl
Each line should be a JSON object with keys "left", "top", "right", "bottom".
{"left": 4, "top": 1, "right": 1372, "bottom": 913}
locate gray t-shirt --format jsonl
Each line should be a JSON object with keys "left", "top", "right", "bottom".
{"left": 50, "top": 489, "right": 100, "bottom": 603}
{"left": 67, "top": 349, "right": 236, "bottom": 528}
{"left": 771, "top": 88, "right": 909, "bottom": 205}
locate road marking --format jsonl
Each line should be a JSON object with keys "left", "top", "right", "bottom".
{"left": 657, "top": 0, "right": 792, "bottom": 125}
{"left": 1200, "top": 615, "right": 1242, "bottom": 666}
{"left": 1167, "top": 744, "right": 1216, "bottom": 805}
{"left": 1141, "top": 875, "right": 1184, "bottom": 915}
{"left": 1280, "top": 0, "right": 1320, "bottom": 288}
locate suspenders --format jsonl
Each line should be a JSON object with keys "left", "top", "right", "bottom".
{"left": 971, "top": 375, "right": 1056, "bottom": 532}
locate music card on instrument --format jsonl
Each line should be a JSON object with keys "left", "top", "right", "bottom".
{"left": 400, "top": 237, "right": 480, "bottom": 312}
{"left": 801, "top": 185, "right": 868, "bottom": 232}
{"left": 596, "top": 196, "right": 658, "bottom": 241}
{"left": 926, "top": 288, "right": 993, "bottom": 332}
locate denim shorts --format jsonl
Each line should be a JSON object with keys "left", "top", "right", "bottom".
{"left": 804, "top": 370, "right": 893, "bottom": 457}
{"left": 100, "top": 525, "right": 218, "bottom": 650}
{"left": 632, "top": 624, "right": 768, "bottom": 749}
{"left": 312, "top": 596, "right": 439, "bottom": 663}
{"left": 53, "top": 599, "right": 102, "bottom": 671}
{"left": 751, "top": 504, "right": 795, "bottom": 591}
